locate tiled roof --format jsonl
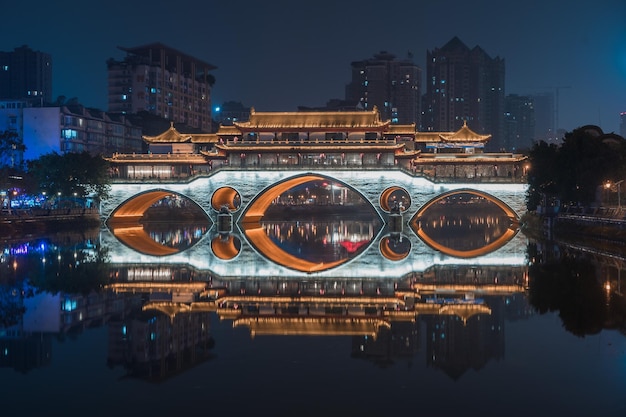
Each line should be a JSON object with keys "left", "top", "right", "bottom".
{"left": 234, "top": 107, "right": 390, "bottom": 131}
{"left": 143, "top": 123, "right": 192, "bottom": 143}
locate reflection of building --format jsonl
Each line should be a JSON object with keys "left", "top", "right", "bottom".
{"left": 106, "top": 310, "right": 214, "bottom": 381}
{"left": 104, "top": 262, "right": 529, "bottom": 379}
{"left": 351, "top": 321, "right": 419, "bottom": 368}
{"left": 0, "top": 334, "right": 52, "bottom": 373}
{"left": 423, "top": 297, "right": 504, "bottom": 380}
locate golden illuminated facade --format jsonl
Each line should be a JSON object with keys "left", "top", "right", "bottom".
{"left": 106, "top": 107, "right": 527, "bottom": 181}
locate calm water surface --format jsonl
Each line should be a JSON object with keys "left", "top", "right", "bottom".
{"left": 1, "top": 204, "right": 625, "bottom": 417}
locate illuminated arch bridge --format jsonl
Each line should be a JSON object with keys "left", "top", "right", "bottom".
{"left": 99, "top": 169, "right": 528, "bottom": 277}
{"left": 102, "top": 169, "right": 527, "bottom": 228}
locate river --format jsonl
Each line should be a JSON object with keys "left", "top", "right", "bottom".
{"left": 1, "top": 202, "right": 625, "bottom": 417}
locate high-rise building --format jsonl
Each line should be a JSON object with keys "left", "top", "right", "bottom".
{"left": 504, "top": 94, "right": 535, "bottom": 151}
{"left": 0, "top": 45, "right": 52, "bottom": 105}
{"left": 345, "top": 51, "right": 421, "bottom": 125}
{"left": 531, "top": 92, "right": 555, "bottom": 142}
{"left": 107, "top": 43, "right": 216, "bottom": 133}
{"left": 620, "top": 112, "right": 626, "bottom": 138}
{"left": 422, "top": 37, "right": 505, "bottom": 151}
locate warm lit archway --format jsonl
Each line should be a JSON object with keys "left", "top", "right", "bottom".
{"left": 211, "top": 234, "right": 241, "bottom": 260}
{"left": 379, "top": 186, "right": 411, "bottom": 212}
{"left": 111, "top": 226, "right": 179, "bottom": 256}
{"left": 107, "top": 189, "right": 208, "bottom": 225}
{"left": 211, "top": 187, "right": 241, "bottom": 211}
{"left": 410, "top": 189, "right": 519, "bottom": 258}
{"left": 379, "top": 235, "right": 411, "bottom": 261}
{"left": 412, "top": 188, "right": 519, "bottom": 222}
{"left": 241, "top": 174, "right": 327, "bottom": 224}
{"left": 244, "top": 225, "right": 346, "bottom": 273}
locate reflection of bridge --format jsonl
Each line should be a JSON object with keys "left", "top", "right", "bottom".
{"left": 106, "top": 268, "right": 527, "bottom": 338}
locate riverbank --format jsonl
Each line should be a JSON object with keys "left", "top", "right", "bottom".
{"left": 521, "top": 211, "right": 626, "bottom": 256}
{"left": 0, "top": 208, "right": 100, "bottom": 240}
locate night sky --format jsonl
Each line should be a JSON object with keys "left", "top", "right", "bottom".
{"left": 2, "top": 0, "right": 625, "bottom": 134}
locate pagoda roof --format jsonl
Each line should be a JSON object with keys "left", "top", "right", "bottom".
{"left": 414, "top": 121, "right": 491, "bottom": 143}
{"left": 233, "top": 107, "right": 391, "bottom": 132}
{"left": 440, "top": 121, "right": 491, "bottom": 142}
{"left": 143, "top": 123, "right": 192, "bottom": 143}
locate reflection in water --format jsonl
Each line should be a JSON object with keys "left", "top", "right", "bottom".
{"left": 413, "top": 193, "right": 518, "bottom": 256}
{"left": 3, "top": 207, "right": 626, "bottom": 417}
{"left": 261, "top": 220, "right": 381, "bottom": 264}
{"left": 106, "top": 310, "right": 215, "bottom": 381}
{"left": 143, "top": 223, "right": 209, "bottom": 251}
{"left": 107, "top": 194, "right": 211, "bottom": 256}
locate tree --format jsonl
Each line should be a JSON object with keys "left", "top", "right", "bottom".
{"left": 27, "top": 151, "right": 111, "bottom": 204}
{"left": 526, "top": 126, "right": 626, "bottom": 210}
{"left": 526, "top": 140, "right": 559, "bottom": 210}
{"left": 0, "top": 130, "right": 25, "bottom": 168}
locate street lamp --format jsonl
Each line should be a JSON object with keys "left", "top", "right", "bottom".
{"left": 604, "top": 180, "right": 624, "bottom": 209}
{"left": 616, "top": 180, "right": 624, "bottom": 210}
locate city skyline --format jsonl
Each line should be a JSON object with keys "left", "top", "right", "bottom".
{"left": 1, "top": 0, "right": 624, "bottom": 134}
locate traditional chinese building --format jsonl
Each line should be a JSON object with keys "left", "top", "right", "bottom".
{"left": 106, "top": 107, "right": 527, "bottom": 181}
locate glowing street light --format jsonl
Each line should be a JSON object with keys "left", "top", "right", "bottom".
{"left": 605, "top": 180, "right": 624, "bottom": 209}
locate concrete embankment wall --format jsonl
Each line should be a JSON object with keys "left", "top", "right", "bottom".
{"left": 1, "top": 208, "right": 100, "bottom": 238}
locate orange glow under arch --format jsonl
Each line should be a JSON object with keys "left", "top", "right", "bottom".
{"left": 379, "top": 236, "right": 410, "bottom": 261}
{"left": 410, "top": 189, "right": 520, "bottom": 258}
{"left": 212, "top": 187, "right": 240, "bottom": 211}
{"left": 241, "top": 174, "right": 327, "bottom": 224}
{"left": 211, "top": 235, "right": 241, "bottom": 260}
{"left": 107, "top": 190, "right": 208, "bottom": 225}
{"left": 379, "top": 186, "right": 410, "bottom": 212}
{"left": 111, "top": 226, "right": 179, "bottom": 256}
{"left": 412, "top": 189, "right": 519, "bottom": 222}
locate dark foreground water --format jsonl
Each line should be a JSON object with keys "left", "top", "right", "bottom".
{"left": 1, "top": 220, "right": 626, "bottom": 417}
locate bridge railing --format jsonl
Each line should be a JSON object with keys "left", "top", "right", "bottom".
{"left": 108, "top": 165, "right": 528, "bottom": 185}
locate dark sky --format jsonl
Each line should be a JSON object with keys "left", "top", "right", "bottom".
{"left": 2, "top": 0, "right": 625, "bottom": 134}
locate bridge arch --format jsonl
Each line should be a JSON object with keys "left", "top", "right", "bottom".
{"left": 410, "top": 188, "right": 520, "bottom": 258}
{"left": 379, "top": 186, "right": 411, "bottom": 212}
{"left": 211, "top": 234, "right": 241, "bottom": 260}
{"left": 239, "top": 173, "right": 383, "bottom": 273}
{"left": 211, "top": 186, "right": 241, "bottom": 212}
{"left": 240, "top": 173, "right": 382, "bottom": 224}
{"left": 379, "top": 234, "right": 411, "bottom": 261}
{"left": 106, "top": 189, "right": 210, "bottom": 225}
{"left": 412, "top": 188, "right": 519, "bottom": 222}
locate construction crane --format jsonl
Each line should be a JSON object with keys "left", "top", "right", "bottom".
{"left": 552, "top": 85, "right": 571, "bottom": 134}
